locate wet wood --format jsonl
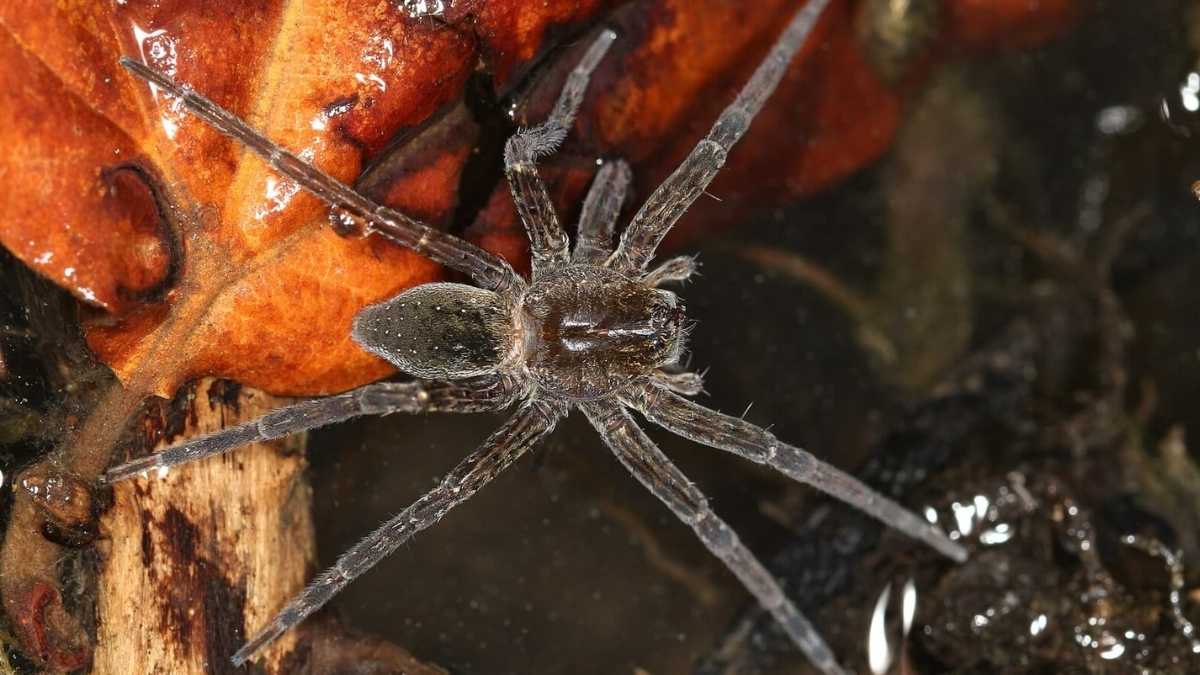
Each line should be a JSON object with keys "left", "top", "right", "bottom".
{"left": 93, "top": 379, "right": 314, "bottom": 674}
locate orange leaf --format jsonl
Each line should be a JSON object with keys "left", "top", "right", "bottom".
{"left": 0, "top": 0, "right": 1079, "bottom": 397}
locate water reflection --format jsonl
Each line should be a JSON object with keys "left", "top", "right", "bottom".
{"left": 864, "top": 473, "right": 1200, "bottom": 673}
{"left": 866, "top": 578, "right": 919, "bottom": 675}
{"left": 396, "top": 0, "right": 446, "bottom": 19}
{"left": 131, "top": 23, "right": 183, "bottom": 140}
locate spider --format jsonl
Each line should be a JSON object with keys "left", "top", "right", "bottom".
{"left": 109, "top": 1, "right": 965, "bottom": 672}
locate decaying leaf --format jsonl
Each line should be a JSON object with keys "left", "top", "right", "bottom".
{"left": 0, "top": 0, "right": 1078, "bottom": 397}
{"left": 0, "top": 0, "right": 632, "bottom": 397}
{"left": 945, "top": 0, "right": 1079, "bottom": 49}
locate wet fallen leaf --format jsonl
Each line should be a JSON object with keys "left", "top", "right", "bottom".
{"left": 0, "top": 0, "right": 1078, "bottom": 398}
{"left": 0, "top": 0, "right": 626, "bottom": 397}
{"left": 945, "top": 0, "right": 1080, "bottom": 49}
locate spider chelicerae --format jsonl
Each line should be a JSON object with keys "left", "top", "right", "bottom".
{"left": 109, "top": 1, "right": 966, "bottom": 672}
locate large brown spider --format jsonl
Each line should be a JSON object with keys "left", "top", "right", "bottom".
{"left": 109, "top": 1, "right": 965, "bottom": 672}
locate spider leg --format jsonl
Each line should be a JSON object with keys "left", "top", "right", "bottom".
{"left": 104, "top": 377, "right": 517, "bottom": 484}
{"left": 652, "top": 369, "right": 705, "bottom": 396}
{"left": 119, "top": 59, "right": 520, "bottom": 294}
{"left": 504, "top": 29, "right": 616, "bottom": 277}
{"left": 642, "top": 255, "right": 699, "bottom": 287}
{"left": 581, "top": 400, "right": 848, "bottom": 675}
{"left": 622, "top": 382, "right": 968, "bottom": 562}
{"left": 232, "top": 398, "right": 563, "bottom": 666}
{"left": 607, "top": 0, "right": 832, "bottom": 273}
{"left": 573, "top": 159, "right": 632, "bottom": 264}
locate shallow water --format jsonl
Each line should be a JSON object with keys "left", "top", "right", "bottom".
{"left": 310, "top": 2, "right": 1200, "bottom": 673}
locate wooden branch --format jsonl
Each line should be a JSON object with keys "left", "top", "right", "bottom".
{"left": 93, "top": 379, "right": 314, "bottom": 673}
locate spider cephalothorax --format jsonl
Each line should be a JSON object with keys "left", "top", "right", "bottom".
{"left": 108, "top": 2, "right": 965, "bottom": 673}
{"left": 521, "top": 265, "right": 687, "bottom": 399}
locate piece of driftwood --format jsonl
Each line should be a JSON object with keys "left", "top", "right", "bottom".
{"left": 90, "top": 379, "right": 446, "bottom": 674}
{"left": 93, "top": 378, "right": 315, "bottom": 673}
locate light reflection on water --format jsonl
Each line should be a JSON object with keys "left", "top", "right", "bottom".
{"left": 862, "top": 472, "right": 1200, "bottom": 673}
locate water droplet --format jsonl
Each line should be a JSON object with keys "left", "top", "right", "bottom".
{"left": 924, "top": 506, "right": 939, "bottom": 524}
{"left": 1029, "top": 614, "right": 1048, "bottom": 637}
{"left": 1161, "top": 71, "right": 1200, "bottom": 137}
{"left": 329, "top": 207, "right": 366, "bottom": 237}
{"left": 901, "top": 578, "right": 917, "bottom": 635}
{"left": 867, "top": 582, "right": 892, "bottom": 674}
{"left": 396, "top": 0, "right": 445, "bottom": 18}
{"left": 1095, "top": 105, "right": 1142, "bottom": 135}
{"left": 131, "top": 23, "right": 183, "bottom": 139}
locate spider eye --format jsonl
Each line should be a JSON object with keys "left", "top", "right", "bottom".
{"left": 652, "top": 288, "right": 678, "bottom": 308}
{"left": 649, "top": 289, "right": 683, "bottom": 325}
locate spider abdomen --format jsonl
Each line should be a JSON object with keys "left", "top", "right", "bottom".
{"left": 521, "top": 265, "right": 685, "bottom": 400}
{"left": 352, "top": 283, "right": 513, "bottom": 380}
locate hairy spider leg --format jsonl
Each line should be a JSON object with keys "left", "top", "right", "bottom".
{"left": 573, "top": 159, "right": 632, "bottom": 264}
{"left": 623, "top": 382, "right": 969, "bottom": 562}
{"left": 642, "top": 255, "right": 700, "bottom": 287}
{"left": 118, "top": 58, "right": 521, "bottom": 294}
{"left": 104, "top": 377, "right": 516, "bottom": 483}
{"left": 651, "top": 369, "right": 705, "bottom": 396}
{"left": 504, "top": 29, "right": 617, "bottom": 277}
{"left": 608, "top": 0, "right": 833, "bottom": 274}
{"left": 582, "top": 400, "right": 849, "bottom": 675}
{"left": 571, "top": 160, "right": 701, "bottom": 288}
{"left": 232, "top": 399, "right": 564, "bottom": 666}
